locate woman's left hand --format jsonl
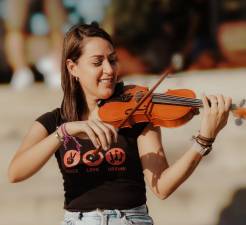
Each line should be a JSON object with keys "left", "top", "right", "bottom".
{"left": 199, "top": 94, "right": 232, "bottom": 139}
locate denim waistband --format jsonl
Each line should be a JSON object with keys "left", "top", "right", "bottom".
{"left": 64, "top": 204, "right": 148, "bottom": 219}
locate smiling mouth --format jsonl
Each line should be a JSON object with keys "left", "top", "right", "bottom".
{"left": 98, "top": 78, "right": 114, "bottom": 84}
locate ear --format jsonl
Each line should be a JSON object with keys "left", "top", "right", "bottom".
{"left": 66, "top": 59, "right": 77, "bottom": 78}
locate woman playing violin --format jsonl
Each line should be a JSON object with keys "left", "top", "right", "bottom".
{"left": 8, "top": 23, "right": 232, "bottom": 225}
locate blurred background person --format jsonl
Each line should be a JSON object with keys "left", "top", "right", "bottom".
{"left": 3, "top": 0, "right": 66, "bottom": 89}
{"left": 0, "top": 2, "right": 12, "bottom": 84}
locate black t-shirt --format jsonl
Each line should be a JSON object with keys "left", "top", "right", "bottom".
{"left": 36, "top": 108, "right": 148, "bottom": 211}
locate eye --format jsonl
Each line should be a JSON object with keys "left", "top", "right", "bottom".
{"left": 93, "top": 60, "right": 102, "bottom": 67}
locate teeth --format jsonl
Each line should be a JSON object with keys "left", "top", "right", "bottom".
{"left": 99, "top": 79, "right": 112, "bottom": 83}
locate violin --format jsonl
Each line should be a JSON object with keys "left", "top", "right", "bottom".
{"left": 85, "top": 69, "right": 246, "bottom": 160}
{"left": 98, "top": 70, "right": 246, "bottom": 129}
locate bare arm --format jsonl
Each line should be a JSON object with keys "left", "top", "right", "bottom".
{"left": 8, "top": 118, "right": 118, "bottom": 183}
{"left": 138, "top": 124, "right": 202, "bottom": 199}
{"left": 138, "top": 94, "right": 232, "bottom": 199}
{"left": 8, "top": 121, "right": 61, "bottom": 183}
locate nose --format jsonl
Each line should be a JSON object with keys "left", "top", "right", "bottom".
{"left": 103, "top": 60, "right": 114, "bottom": 75}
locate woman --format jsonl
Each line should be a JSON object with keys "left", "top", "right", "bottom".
{"left": 8, "top": 23, "right": 232, "bottom": 225}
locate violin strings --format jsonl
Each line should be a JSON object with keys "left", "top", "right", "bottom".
{"left": 153, "top": 99, "right": 202, "bottom": 107}
{"left": 152, "top": 94, "right": 202, "bottom": 104}
{"left": 152, "top": 98, "right": 203, "bottom": 107}
{"left": 152, "top": 97, "right": 202, "bottom": 107}
{"left": 152, "top": 94, "right": 203, "bottom": 107}
{"left": 153, "top": 93, "right": 202, "bottom": 103}
{"left": 136, "top": 94, "right": 202, "bottom": 103}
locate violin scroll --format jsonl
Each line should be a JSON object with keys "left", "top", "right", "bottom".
{"left": 232, "top": 99, "right": 246, "bottom": 126}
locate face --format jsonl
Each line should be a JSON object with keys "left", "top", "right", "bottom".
{"left": 67, "top": 37, "right": 118, "bottom": 101}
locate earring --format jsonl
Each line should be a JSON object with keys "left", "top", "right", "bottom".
{"left": 75, "top": 76, "right": 79, "bottom": 82}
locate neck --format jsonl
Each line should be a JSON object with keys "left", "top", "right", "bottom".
{"left": 82, "top": 95, "right": 99, "bottom": 120}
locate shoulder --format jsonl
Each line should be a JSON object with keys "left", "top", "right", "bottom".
{"left": 35, "top": 108, "right": 63, "bottom": 134}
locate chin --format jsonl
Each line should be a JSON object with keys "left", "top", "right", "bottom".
{"left": 99, "top": 88, "right": 114, "bottom": 99}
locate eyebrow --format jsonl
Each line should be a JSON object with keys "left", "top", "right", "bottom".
{"left": 90, "top": 52, "right": 117, "bottom": 59}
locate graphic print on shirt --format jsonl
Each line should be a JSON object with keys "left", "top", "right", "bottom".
{"left": 105, "top": 148, "right": 126, "bottom": 166}
{"left": 60, "top": 133, "right": 132, "bottom": 173}
{"left": 63, "top": 150, "right": 81, "bottom": 168}
{"left": 82, "top": 150, "right": 104, "bottom": 167}
{"left": 61, "top": 145, "right": 127, "bottom": 172}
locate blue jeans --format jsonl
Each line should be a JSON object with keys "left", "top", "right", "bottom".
{"left": 61, "top": 204, "right": 153, "bottom": 225}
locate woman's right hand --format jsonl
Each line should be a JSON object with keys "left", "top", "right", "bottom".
{"left": 62, "top": 120, "right": 118, "bottom": 150}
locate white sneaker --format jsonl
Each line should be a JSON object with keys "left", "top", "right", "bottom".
{"left": 36, "top": 56, "right": 61, "bottom": 88}
{"left": 10, "top": 67, "right": 34, "bottom": 90}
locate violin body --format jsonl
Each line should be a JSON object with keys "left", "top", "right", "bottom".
{"left": 150, "top": 88, "right": 198, "bottom": 127}
{"left": 98, "top": 85, "right": 199, "bottom": 128}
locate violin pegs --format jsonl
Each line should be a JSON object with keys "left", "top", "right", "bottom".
{"left": 239, "top": 99, "right": 246, "bottom": 107}
{"left": 235, "top": 118, "right": 243, "bottom": 126}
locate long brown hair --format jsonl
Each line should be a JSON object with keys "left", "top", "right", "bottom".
{"left": 60, "top": 23, "right": 114, "bottom": 122}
